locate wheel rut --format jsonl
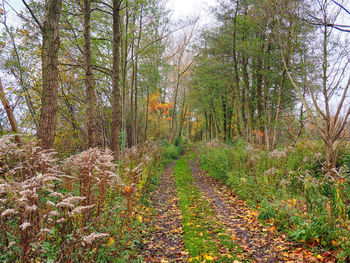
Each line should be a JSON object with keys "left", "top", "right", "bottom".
{"left": 188, "top": 156, "right": 319, "bottom": 263}
{"left": 141, "top": 162, "right": 188, "bottom": 262}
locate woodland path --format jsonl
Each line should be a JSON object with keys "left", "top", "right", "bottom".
{"left": 141, "top": 161, "right": 188, "bottom": 262}
{"left": 187, "top": 157, "right": 319, "bottom": 263}
{"left": 141, "top": 155, "right": 335, "bottom": 263}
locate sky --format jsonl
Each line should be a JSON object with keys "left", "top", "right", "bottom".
{"left": 2, "top": 0, "right": 217, "bottom": 27}
{"left": 167, "top": 0, "right": 216, "bottom": 22}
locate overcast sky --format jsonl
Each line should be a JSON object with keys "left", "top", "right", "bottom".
{"left": 167, "top": 0, "right": 216, "bottom": 21}
{"left": 3, "top": 0, "right": 217, "bottom": 27}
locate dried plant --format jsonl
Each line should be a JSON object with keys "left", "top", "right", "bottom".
{"left": 63, "top": 147, "right": 124, "bottom": 224}
{"left": 0, "top": 135, "right": 161, "bottom": 261}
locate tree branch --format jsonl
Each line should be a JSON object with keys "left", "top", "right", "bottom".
{"left": 21, "top": 0, "right": 42, "bottom": 30}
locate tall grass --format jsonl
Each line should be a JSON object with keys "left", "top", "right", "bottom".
{"left": 198, "top": 140, "right": 350, "bottom": 261}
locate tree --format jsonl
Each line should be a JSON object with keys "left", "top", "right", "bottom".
{"left": 111, "top": 0, "right": 123, "bottom": 155}
{"left": 22, "top": 0, "right": 63, "bottom": 149}
{"left": 82, "top": 0, "right": 97, "bottom": 148}
{"left": 0, "top": 79, "right": 22, "bottom": 144}
{"left": 279, "top": 0, "right": 350, "bottom": 173}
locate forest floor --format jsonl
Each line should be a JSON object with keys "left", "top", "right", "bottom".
{"left": 141, "top": 154, "right": 336, "bottom": 263}
{"left": 141, "top": 162, "right": 188, "bottom": 262}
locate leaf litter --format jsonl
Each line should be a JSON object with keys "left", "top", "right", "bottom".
{"left": 141, "top": 162, "right": 188, "bottom": 262}
{"left": 188, "top": 157, "right": 336, "bottom": 263}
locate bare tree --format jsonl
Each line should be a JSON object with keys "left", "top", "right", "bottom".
{"left": 169, "top": 27, "right": 196, "bottom": 143}
{"left": 280, "top": 0, "right": 350, "bottom": 174}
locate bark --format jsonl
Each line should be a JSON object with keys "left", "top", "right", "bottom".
{"left": 211, "top": 100, "right": 220, "bottom": 138}
{"left": 0, "top": 79, "right": 22, "bottom": 144}
{"left": 133, "top": 8, "right": 143, "bottom": 146}
{"left": 144, "top": 86, "right": 150, "bottom": 141}
{"left": 256, "top": 37, "right": 264, "bottom": 131}
{"left": 241, "top": 4, "right": 252, "bottom": 140}
{"left": 129, "top": 11, "right": 136, "bottom": 147}
{"left": 272, "top": 68, "right": 286, "bottom": 148}
{"left": 170, "top": 79, "right": 180, "bottom": 143}
{"left": 111, "top": 0, "right": 122, "bottom": 155}
{"left": 177, "top": 89, "right": 187, "bottom": 139}
{"left": 231, "top": 0, "right": 245, "bottom": 138}
{"left": 37, "top": 0, "right": 63, "bottom": 149}
{"left": 222, "top": 94, "right": 227, "bottom": 141}
{"left": 208, "top": 112, "right": 212, "bottom": 140}
{"left": 242, "top": 56, "right": 252, "bottom": 139}
{"left": 204, "top": 111, "right": 208, "bottom": 141}
{"left": 263, "top": 42, "right": 271, "bottom": 149}
{"left": 83, "top": 0, "right": 97, "bottom": 148}
{"left": 121, "top": 1, "right": 129, "bottom": 149}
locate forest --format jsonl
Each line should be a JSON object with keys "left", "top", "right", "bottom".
{"left": 1, "top": 0, "right": 350, "bottom": 262}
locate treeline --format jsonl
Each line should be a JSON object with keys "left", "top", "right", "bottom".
{"left": 1, "top": 0, "right": 350, "bottom": 170}
{"left": 191, "top": 0, "right": 350, "bottom": 159}
{"left": 0, "top": 0, "right": 176, "bottom": 153}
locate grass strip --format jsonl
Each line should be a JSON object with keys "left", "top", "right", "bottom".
{"left": 174, "top": 156, "right": 242, "bottom": 262}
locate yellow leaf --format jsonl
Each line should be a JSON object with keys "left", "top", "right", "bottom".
{"left": 204, "top": 254, "right": 214, "bottom": 261}
{"left": 107, "top": 237, "right": 115, "bottom": 247}
{"left": 137, "top": 215, "right": 143, "bottom": 222}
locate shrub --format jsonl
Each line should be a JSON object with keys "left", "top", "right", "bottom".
{"left": 198, "top": 140, "right": 350, "bottom": 260}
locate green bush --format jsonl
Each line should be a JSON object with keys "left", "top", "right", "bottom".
{"left": 198, "top": 141, "right": 350, "bottom": 260}
{"left": 161, "top": 143, "right": 183, "bottom": 163}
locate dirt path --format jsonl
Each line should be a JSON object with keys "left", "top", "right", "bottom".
{"left": 188, "top": 157, "right": 325, "bottom": 263}
{"left": 141, "top": 162, "right": 188, "bottom": 262}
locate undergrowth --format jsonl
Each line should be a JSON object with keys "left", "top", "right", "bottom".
{"left": 0, "top": 135, "right": 165, "bottom": 262}
{"left": 198, "top": 140, "right": 350, "bottom": 261}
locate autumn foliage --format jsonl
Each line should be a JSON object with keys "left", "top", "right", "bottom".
{"left": 148, "top": 92, "right": 173, "bottom": 121}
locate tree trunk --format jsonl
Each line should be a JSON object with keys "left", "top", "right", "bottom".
{"left": 272, "top": 68, "right": 286, "bottom": 148}
{"left": 170, "top": 78, "right": 180, "bottom": 143}
{"left": 204, "top": 111, "right": 208, "bottom": 141}
{"left": 211, "top": 100, "right": 220, "bottom": 138}
{"left": 4, "top": 20, "right": 38, "bottom": 129}
{"left": 121, "top": 1, "right": 129, "bottom": 149}
{"left": 177, "top": 89, "right": 187, "bottom": 139}
{"left": 221, "top": 94, "right": 227, "bottom": 141}
{"left": 133, "top": 8, "right": 143, "bottom": 146}
{"left": 83, "top": 0, "right": 96, "bottom": 148}
{"left": 0, "top": 79, "right": 22, "bottom": 144}
{"left": 242, "top": 56, "right": 252, "bottom": 139}
{"left": 144, "top": 86, "right": 150, "bottom": 141}
{"left": 37, "top": 0, "right": 63, "bottom": 149}
{"left": 231, "top": 0, "right": 245, "bottom": 138}
{"left": 111, "top": 0, "right": 122, "bottom": 155}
